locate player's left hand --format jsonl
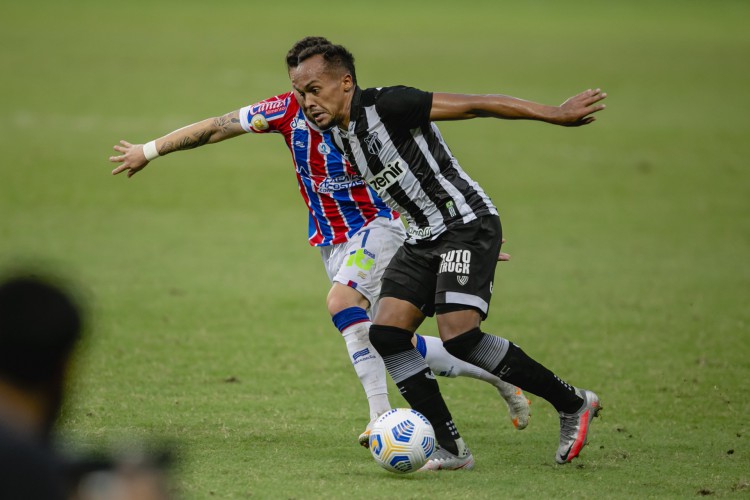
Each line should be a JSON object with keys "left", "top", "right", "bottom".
{"left": 555, "top": 88, "right": 607, "bottom": 126}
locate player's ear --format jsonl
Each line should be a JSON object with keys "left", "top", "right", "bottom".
{"left": 342, "top": 74, "right": 353, "bottom": 92}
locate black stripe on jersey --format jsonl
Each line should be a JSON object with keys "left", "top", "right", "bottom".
{"left": 354, "top": 90, "right": 430, "bottom": 229}
{"left": 377, "top": 108, "right": 462, "bottom": 227}
{"left": 423, "top": 123, "right": 492, "bottom": 216}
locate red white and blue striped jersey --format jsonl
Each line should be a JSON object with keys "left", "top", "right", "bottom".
{"left": 239, "top": 92, "right": 399, "bottom": 247}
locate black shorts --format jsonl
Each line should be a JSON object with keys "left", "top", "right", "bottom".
{"left": 380, "top": 215, "right": 502, "bottom": 319}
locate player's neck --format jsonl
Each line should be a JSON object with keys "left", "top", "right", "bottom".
{"left": 339, "top": 91, "right": 354, "bottom": 128}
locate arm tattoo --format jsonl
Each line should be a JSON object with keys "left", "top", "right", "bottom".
{"left": 176, "top": 130, "right": 212, "bottom": 151}
{"left": 158, "top": 112, "right": 239, "bottom": 156}
{"left": 213, "top": 112, "right": 240, "bottom": 133}
{"left": 159, "top": 141, "right": 174, "bottom": 155}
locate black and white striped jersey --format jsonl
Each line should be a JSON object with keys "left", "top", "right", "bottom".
{"left": 331, "top": 86, "right": 497, "bottom": 242}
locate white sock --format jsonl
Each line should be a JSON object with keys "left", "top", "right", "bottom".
{"left": 342, "top": 320, "right": 391, "bottom": 421}
{"left": 419, "top": 334, "right": 516, "bottom": 396}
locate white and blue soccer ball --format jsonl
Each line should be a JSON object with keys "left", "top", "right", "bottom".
{"left": 369, "top": 408, "right": 436, "bottom": 474}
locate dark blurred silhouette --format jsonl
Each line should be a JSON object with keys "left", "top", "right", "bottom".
{"left": 0, "top": 272, "right": 82, "bottom": 498}
{"left": 0, "top": 271, "right": 174, "bottom": 499}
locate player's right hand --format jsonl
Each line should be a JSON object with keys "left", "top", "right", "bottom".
{"left": 498, "top": 238, "right": 511, "bottom": 262}
{"left": 109, "top": 140, "right": 149, "bottom": 177}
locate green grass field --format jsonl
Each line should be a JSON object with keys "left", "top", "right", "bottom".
{"left": 2, "top": 0, "right": 749, "bottom": 498}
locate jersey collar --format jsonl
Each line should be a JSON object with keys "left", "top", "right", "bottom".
{"left": 349, "top": 86, "right": 363, "bottom": 125}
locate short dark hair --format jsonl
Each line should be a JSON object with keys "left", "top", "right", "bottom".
{"left": 0, "top": 274, "right": 83, "bottom": 388}
{"left": 297, "top": 43, "right": 357, "bottom": 85}
{"left": 285, "top": 36, "right": 332, "bottom": 69}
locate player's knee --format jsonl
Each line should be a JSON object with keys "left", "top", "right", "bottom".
{"left": 442, "top": 327, "right": 484, "bottom": 361}
{"left": 369, "top": 324, "right": 414, "bottom": 356}
{"left": 326, "top": 283, "right": 369, "bottom": 317}
{"left": 436, "top": 307, "right": 482, "bottom": 338}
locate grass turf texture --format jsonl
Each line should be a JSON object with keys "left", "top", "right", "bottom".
{"left": 1, "top": 0, "right": 749, "bottom": 497}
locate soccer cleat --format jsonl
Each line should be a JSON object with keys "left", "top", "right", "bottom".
{"left": 419, "top": 437, "right": 475, "bottom": 471}
{"left": 497, "top": 384, "right": 531, "bottom": 430}
{"left": 358, "top": 419, "right": 375, "bottom": 448}
{"left": 555, "top": 388, "right": 602, "bottom": 464}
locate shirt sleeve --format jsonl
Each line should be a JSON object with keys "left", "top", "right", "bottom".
{"left": 239, "top": 93, "right": 293, "bottom": 134}
{"left": 374, "top": 86, "right": 433, "bottom": 129}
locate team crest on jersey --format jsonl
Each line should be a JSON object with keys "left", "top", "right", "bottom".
{"left": 317, "top": 142, "right": 331, "bottom": 155}
{"left": 291, "top": 117, "right": 308, "bottom": 130}
{"left": 364, "top": 132, "right": 383, "bottom": 155}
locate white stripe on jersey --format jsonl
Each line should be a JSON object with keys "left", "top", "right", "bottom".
{"left": 411, "top": 124, "right": 475, "bottom": 226}
{"left": 363, "top": 106, "right": 447, "bottom": 237}
{"left": 430, "top": 124, "right": 495, "bottom": 216}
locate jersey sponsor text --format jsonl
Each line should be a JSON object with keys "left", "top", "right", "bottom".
{"left": 367, "top": 160, "right": 405, "bottom": 193}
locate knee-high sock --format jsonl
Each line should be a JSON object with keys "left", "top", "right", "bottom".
{"left": 370, "top": 325, "right": 460, "bottom": 454}
{"left": 443, "top": 328, "right": 582, "bottom": 414}
{"left": 416, "top": 333, "right": 506, "bottom": 383}
{"left": 416, "top": 334, "right": 520, "bottom": 399}
{"left": 333, "top": 307, "right": 390, "bottom": 421}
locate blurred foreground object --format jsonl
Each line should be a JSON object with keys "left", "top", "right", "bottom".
{"left": 0, "top": 271, "right": 83, "bottom": 499}
{"left": 0, "top": 270, "right": 176, "bottom": 499}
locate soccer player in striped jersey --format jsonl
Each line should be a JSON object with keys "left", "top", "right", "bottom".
{"left": 292, "top": 42, "right": 606, "bottom": 468}
{"left": 108, "top": 37, "right": 530, "bottom": 449}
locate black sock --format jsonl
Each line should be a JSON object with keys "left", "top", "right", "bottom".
{"left": 494, "top": 343, "right": 583, "bottom": 414}
{"left": 370, "top": 324, "right": 460, "bottom": 454}
{"left": 444, "top": 328, "right": 583, "bottom": 414}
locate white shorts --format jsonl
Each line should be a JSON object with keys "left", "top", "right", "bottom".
{"left": 320, "top": 217, "right": 406, "bottom": 316}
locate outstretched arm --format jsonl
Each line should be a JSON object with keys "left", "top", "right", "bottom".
{"left": 109, "top": 110, "right": 245, "bottom": 177}
{"left": 429, "top": 88, "right": 606, "bottom": 127}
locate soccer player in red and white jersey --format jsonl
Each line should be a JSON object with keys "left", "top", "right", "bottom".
{"left": 108, "top": 37, "right": 530, "bottom": 447}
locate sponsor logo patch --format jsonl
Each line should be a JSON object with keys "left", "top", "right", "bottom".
{"left": 439, "top": 249, "right": 471, "bottom": 275}
{"left": 353, "top": 348, "right": 370, "bottom": 361}
{"left": 250, "top": 114, "right": 269, "bottom": 132}
{"left": 345, "top": 248, "right": 375, "bottom": 271}
{"left": 367, "top": 160, "right": 405, "bottom": 193}
{"left": 446, "top": 200, "right": 457, "bottom": 218}
{"left": 352, "top": 347, "right": 377, "bottom": 366}
{"left": 314, "top": 173, "right": 365, "bottom": 193}
{"left": 407, "top": 225, "right": 432, "bottom": 239}
{"left": 248, "top": 97, "right": 290, "bottom": 120}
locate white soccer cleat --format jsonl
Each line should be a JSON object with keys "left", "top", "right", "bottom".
{"left": 498, "top": 384, "right": 531, "bottom": 430}
{"left": 358, "top": 419, "right": 375, "bottom": 448}
{"left": 419, "top": 437, "right": 475, "bottom": 471}
{"left": 556, "top": 388, "right": 602, "bottom": 464}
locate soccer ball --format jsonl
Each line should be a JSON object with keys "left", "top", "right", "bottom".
{"left": 369, "top": 408, "right": 436, "bottom": 474}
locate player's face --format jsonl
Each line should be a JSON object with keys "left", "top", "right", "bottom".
{"left": 291, "top": 54, "right": 352, "bottom": 129}
{"left": 288, "top": 67, "right": 315, "bottom": 124}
